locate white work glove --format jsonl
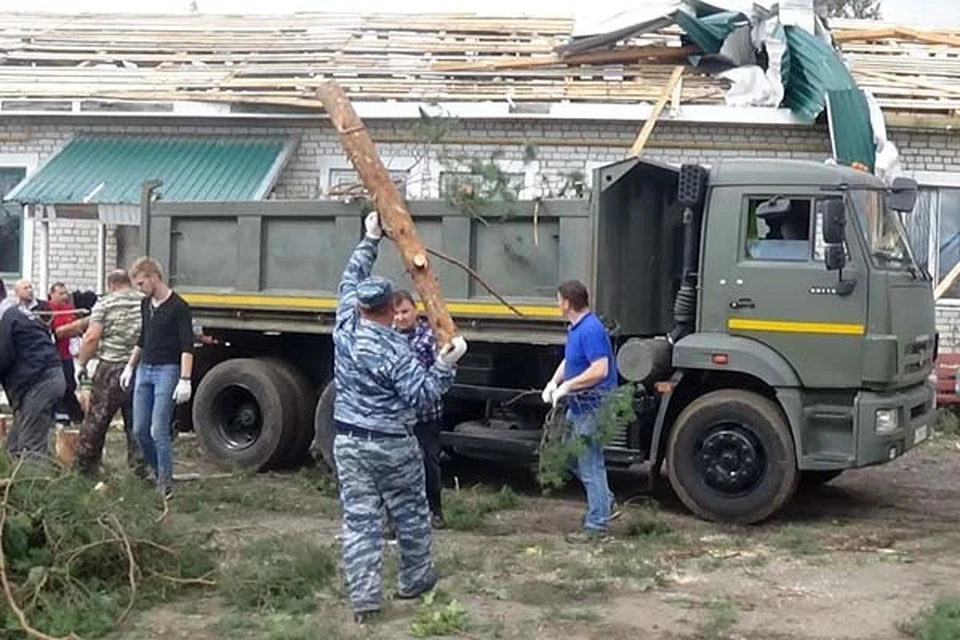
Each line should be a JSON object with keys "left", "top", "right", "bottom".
{"left": 119, "top": 364, "right": 134, "bottom": 390}
{"left": 364, "top": 211, "right": 382, "bottom": 240}
{"left": 541, "top": 381, "right": 558, "bottom": 405}
{"left": 437, "top": 336, "right": 468, "bottom": 369}
{"left": 173, "top": 378, "right": 191, "bottom": 404}
{"left": 551, "top": 381, "right": 573, "bottom": 407}
{"left": 173, "top": 378, "right": 192, "bottom": 405}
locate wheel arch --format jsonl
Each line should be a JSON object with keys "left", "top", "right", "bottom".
{"left": 650, "top": 366, "right": 803, "bottom": 483}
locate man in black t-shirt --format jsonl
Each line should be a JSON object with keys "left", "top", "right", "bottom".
{"left": 120, "top": 257, "right": 194, "bottom": 499}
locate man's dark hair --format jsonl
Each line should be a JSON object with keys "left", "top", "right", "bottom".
{"left": 0, "top": 278, "right": 6, "bottom": 300}
{"left": 107, "top": 269, "right": 131, "bottom": 288}
{"left": 49, "top": 281, "right": 67, "bottom": 295}
{"left": 557, "top": 280, "right": 590, "bottom": 311}
{"left": 393, "top": 289, "right": 416, "bottom": 306}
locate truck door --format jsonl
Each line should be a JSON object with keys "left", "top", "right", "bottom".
{"left": 699, "top": 187, "right": 867, "bottom": 388}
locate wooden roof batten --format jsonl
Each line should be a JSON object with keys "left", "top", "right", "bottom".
{"left": 0, "top": 12, "right": 957, "bottom": 127}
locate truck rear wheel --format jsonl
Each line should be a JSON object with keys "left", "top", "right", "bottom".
{"left": 666, "top": 389, "right": 798, "bottom": 524}
{"left": 192, "top": 358, "right": 295, "bottom": 471}
{"left": 258, "top": 357, "right": 316, "bottom": 467}
{"left": 312, "top": 381, "right": 337, "bottom": 474}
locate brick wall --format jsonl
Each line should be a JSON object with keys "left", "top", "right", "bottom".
{"left": 2, "top": 115, "right": 959, "bottom": 344}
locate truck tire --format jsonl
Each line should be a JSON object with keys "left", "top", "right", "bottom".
{"left": 192, "top": 358, "right": 294, "bottom": 471}
{"left": 799, "top": 469, "right": 844, "bottom": 487}
{"left": 312, "top": 381, "right": 337, "bottom": 474}
{"left": 258, "top": 357, "right": 316, "bottom": 467}
{"left": 666, "top": 389, "right": 798, "bottom": 525}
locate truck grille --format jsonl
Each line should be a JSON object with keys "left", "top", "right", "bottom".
{"left": 904, "top": 335, "right": 935, "bottom": 375}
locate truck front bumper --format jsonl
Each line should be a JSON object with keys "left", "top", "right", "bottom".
{"left": 855, "top": 380, "right": 935, "bottom": 467}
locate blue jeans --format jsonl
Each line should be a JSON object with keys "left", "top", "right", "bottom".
{"left": 567, "top": 409, "right": 613, "bottom": 532}
{"left": 133, "top": 363, "right": 179, "bottom": 491}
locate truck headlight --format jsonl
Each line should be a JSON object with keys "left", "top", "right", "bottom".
{"left": 875, "top": 409, "right": 899, "bottom": 435}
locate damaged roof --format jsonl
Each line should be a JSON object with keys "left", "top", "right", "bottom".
{"left": 0, "top": 11, "right": 955, "bottom": 124}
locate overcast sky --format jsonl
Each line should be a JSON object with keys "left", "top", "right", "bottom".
{"left": 0, "top": 0, "right": 955, "bottom": 28}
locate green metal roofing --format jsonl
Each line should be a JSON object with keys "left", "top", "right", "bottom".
{"left": 781, "top": 25, "right": 859, "bottom": 123}
{"left": 826, "top": 88, "right": 876, "bottom": 172}
{"left": 5, "top": 135, "right": 290, "bottom": 205}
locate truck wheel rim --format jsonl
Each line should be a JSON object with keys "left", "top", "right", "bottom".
{"left": 695, "top": 423, "right": 766, "bottom": 496}
{"left": 212, "top": 385, "right": 263, "bottom": 451}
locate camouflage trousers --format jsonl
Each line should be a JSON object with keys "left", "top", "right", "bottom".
{"left": 334, "top": 431, "right": 435, "bottom": 613}
{"left": 74, "top": 360, "right": 144, "bottom": 476}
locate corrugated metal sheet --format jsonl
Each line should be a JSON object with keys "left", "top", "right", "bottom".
{"left": 5, "top": 135, "right": 290, "bottom": 205}
{"left": 675, "top": 10, "right": 747, "bottom": 54}
{"left": 826, "top": 88, "right": 875, "bottom": 171}
{"left": 782, "top": 25, "right": 859, "bottom": 122}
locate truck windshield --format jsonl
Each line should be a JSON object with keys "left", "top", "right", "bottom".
{"left": 849, "top": 188, "right": 919, "bottom": 273}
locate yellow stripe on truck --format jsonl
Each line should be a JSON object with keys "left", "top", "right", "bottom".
{"left": 728, "top": 318, "right": 865, "bottom": 336}
{"left": 181, "top": 293, "right": 562, "bottom": 319}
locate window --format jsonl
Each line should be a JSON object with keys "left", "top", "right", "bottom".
{"left": 439, "top": 171, "right": 525, "bottom": 201}
{"left": 744, "top": 196, "right": 812, "bottom": 262}
{"left": 0, "top": 167, "right": 26, "bottom": 276}
{"left": 327, "top": 168, "right": 408, "bottom": 198}
{"left": 899, "top": 175, "right": 960, "bottom": 299}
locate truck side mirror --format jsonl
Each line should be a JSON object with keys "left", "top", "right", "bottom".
{"left": 822, "top": 200, "right": 846, "bottom": 245}
{"left": 889, "top": 177, "right": 918, "bottom": 213}
{"left": 825, "top": 244, "right": 846, "bottom": 271}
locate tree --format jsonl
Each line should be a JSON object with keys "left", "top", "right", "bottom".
{"left": 816, "top": 0, "right": 882, "bottom": 19}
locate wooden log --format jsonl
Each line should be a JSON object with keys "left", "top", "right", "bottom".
{"left": 316, "top": 80, "right": 459, "bottom": 347}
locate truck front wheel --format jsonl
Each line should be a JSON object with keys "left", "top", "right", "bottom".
{"left": 666, "top": 389, "right": 798, "bottom": 525}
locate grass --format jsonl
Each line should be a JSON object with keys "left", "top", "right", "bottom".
{"left": 443, "top": 485, "right": 520, "bottom": 531}
{"left": 409, "top": 590, "right": 471, "bottom": 637}
{"left": 772, "top": 525, "right": 824, "bottom": 557}
{"left": 173, "top": 474, "right": 338, "bottom": 522}
{"left": 696, "top": 598, "right": 741, "bottom": 640}
{"left": 219, "top": 535, "right": 338, "bottom": 614}
{"left": 510, "top": 578, "right": 609, "bottom": 606}
{"left": 900, "top": 597, "right": 960, "bottom": 640}
{"left": 544, "top": 606, "right": 603, "bottom": 623}
{"left": 934, "top": 408, "right": 960, "bottom": 439}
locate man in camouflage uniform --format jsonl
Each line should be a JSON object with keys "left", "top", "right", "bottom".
{"left": 333, "top": 211, "right": 468, "bottom": 622}
{"left": 73, "top": 269, "right": 145, "bottom": 476}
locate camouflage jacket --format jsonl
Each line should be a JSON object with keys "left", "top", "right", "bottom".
{"left": 89, "top": 289, "right": 144, "bottom": 364}
{"left": 332, "top": 237, "right": 455, "bottom": 434}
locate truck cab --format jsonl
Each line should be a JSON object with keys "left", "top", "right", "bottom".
{"left": 601, "top": 158, "right": 936, "bottom": 523}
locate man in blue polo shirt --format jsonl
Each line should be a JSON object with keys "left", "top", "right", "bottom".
{"left": 541, "top": 280, "right": 618, "bottom": 543}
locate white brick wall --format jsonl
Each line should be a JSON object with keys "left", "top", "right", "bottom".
{"left": 2, "top": 115, "right": 959, "bottom": 347}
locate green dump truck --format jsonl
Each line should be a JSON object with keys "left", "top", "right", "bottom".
{"left": 145, "top": 157, "right": 936, "bottom": 524}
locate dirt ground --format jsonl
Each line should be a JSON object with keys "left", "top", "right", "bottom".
{"left": 101, "top": 426, "right": 960, "bottom": 640}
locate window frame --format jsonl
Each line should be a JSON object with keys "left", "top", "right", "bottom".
{"left": 740, "top": 194, "right": 818, "bottom": 264}
{"left": 0, "top": 152, "right": 39, "bottom": 281}
{"left": 906, "top": 171, "right": 960, "bottom": 304}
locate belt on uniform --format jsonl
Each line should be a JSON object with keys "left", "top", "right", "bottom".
{"left": 335, "top": 421, "right": 409, "bottom": 440}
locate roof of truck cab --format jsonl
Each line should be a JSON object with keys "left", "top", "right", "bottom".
{"left": 708, "top": 159, "right": 884, "bottom": 189}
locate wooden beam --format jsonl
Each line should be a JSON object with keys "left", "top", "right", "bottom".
{"left": 627, "top": 65, "right": 684, "bottom": 158}
{"left": 935, "top": 261, "right": 960, "bottom": 301}
{"left": 316, "top": 80, "right": 459, "bottom": 347}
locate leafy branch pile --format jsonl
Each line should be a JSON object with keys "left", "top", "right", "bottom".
{"left": 0, "top": 456, "right": 216, "bottom": 639}
{"left": 537, "top": 384, "right": 637, "bottom": 493}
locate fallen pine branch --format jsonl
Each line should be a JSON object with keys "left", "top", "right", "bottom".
{"left": 425, "top": 247, "right": 525, "bottom": 317}
{"left": 0, "top": 459, "right": 80, "bottom": 640}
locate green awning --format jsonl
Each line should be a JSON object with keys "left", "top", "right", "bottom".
{"left": 5, "top": 135, "right": 293, "bottom": 206}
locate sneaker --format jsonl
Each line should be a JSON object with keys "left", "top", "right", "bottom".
{"left": 394, "top": 576, "right": 437, "bottom": 601}
{"left": 565, "top": 529, "right": 609, "bottom": 544}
